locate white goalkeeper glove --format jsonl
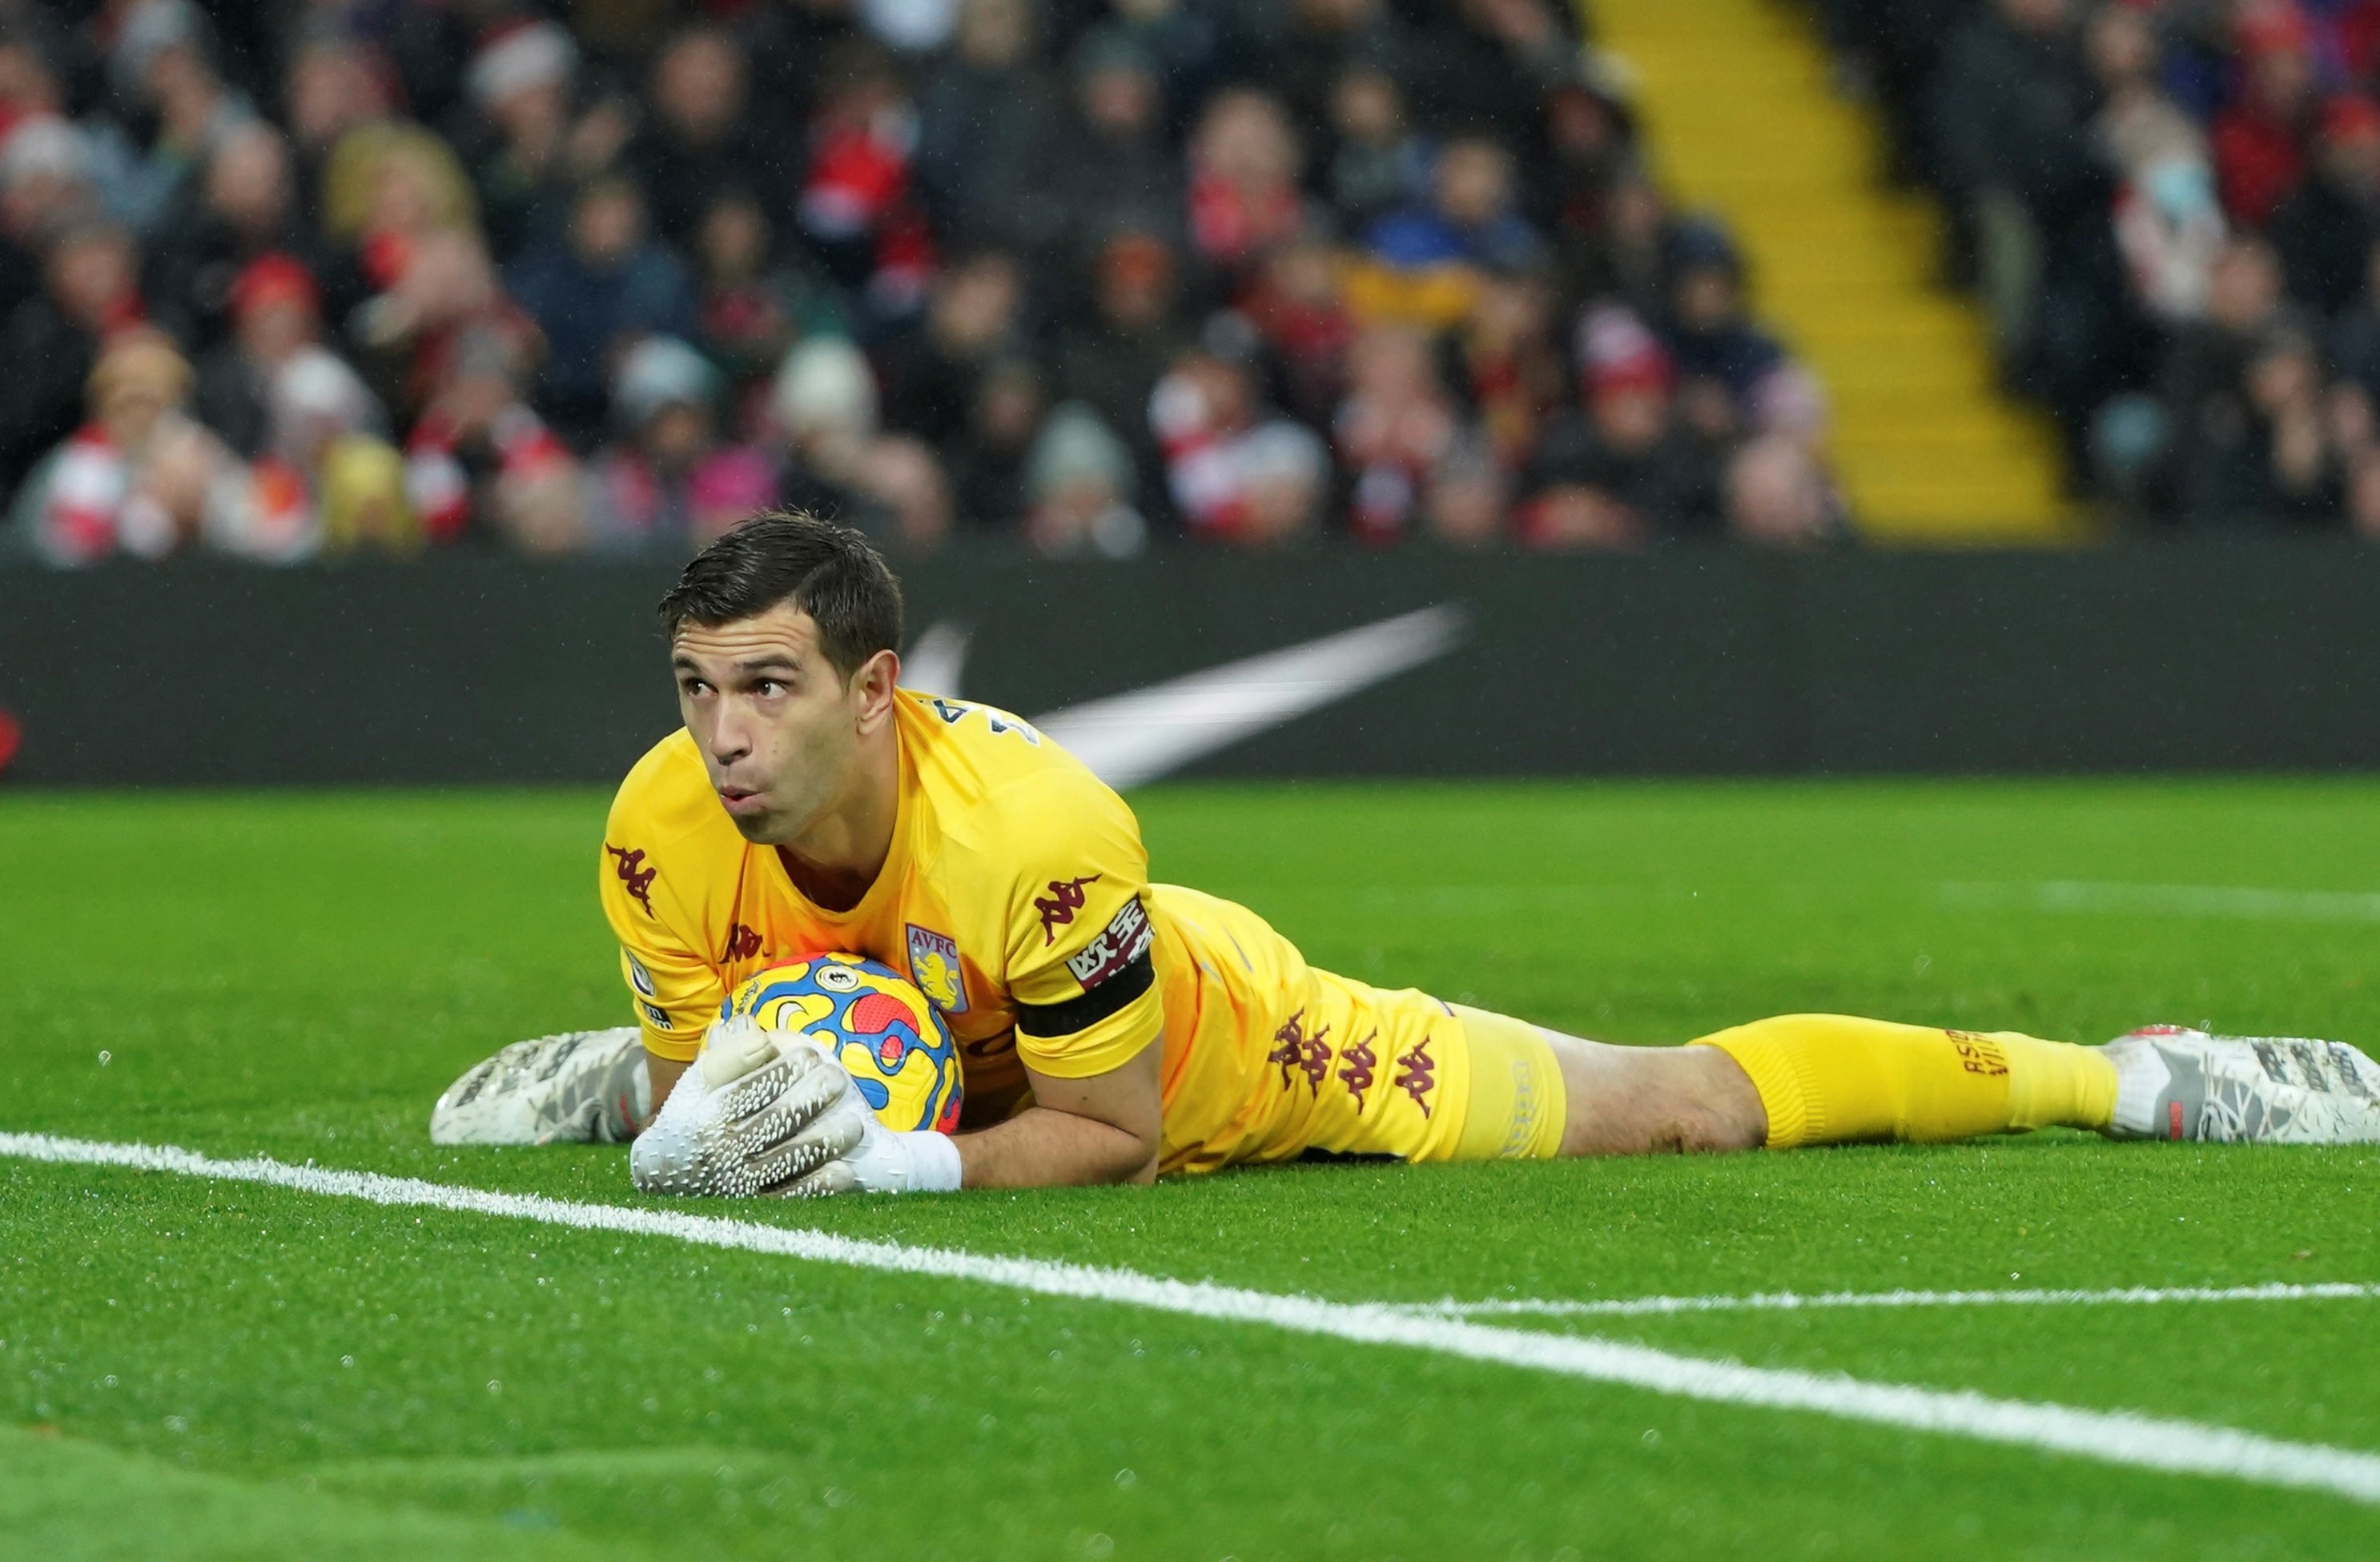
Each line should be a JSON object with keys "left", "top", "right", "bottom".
{"left": 430, "top": 1027, "right": 651, "bottom": 1146}
{"left": 629, "top": 1016, "right": 962, "bottom": 1198}
{"left": 776, "top": 1105, "right": 963, "bottom": 1196}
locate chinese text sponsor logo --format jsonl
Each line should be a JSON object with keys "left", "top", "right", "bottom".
{"left": 907, "top": 925, "right": 969, "bottom": 1013}
{"left": 606, "top": 845, "right": 657, "bottom": 917}
{"left": 1268, "top": 1010, "right": 1334, "bottom": 1093}
{"left": 1065, "top": 897, "right": 1152, "bottom": 989}
{"left": 1035, "top": 873, "right": 1101, "bottom": 944}
{"left": 1395, "top": 1037, "right": 1437, "bottom": 1118}
{"left": 720, "top": 922, "right": 763, "bottom": 963}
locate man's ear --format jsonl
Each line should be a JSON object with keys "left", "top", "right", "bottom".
{"left": 852, "top": 648, "right": 902, "bottom": 733}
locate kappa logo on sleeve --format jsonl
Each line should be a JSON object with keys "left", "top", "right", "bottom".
{"left": 1064, "top": 897, "right": 1153, "bottom": 990}
{"left": 1034, "top": 873, "right": 1101, "bottom": 944}
{"left": 605, "top": 845, "right": 657, "bottom": 917}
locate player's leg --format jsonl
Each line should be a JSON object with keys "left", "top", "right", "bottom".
{"left": 1680, "top": 1014, "right": 2114, "bottom": 1150}
{"left": 1461, "top": 1007, "right": 2127, "bottom": 1156}
{"left": 1530, "top": 1014, "right": 2380, "bottom": 1154}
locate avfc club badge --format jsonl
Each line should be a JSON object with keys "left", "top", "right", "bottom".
{"left": 906, "top": 925, "right": 968, "bottom": 1014}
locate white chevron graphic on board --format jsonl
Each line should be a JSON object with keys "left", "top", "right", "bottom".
{"left": 900, "top": 604, "right": 1466, "bottom": 789}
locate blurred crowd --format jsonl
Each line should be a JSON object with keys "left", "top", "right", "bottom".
{"left": 0, "top": 0, "right": 1836, "bottom": 566}
{"left": 1825, "top": 0, "right": 2380, "bottom": 530}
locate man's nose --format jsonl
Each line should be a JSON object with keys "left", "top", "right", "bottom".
{"left": 710, "top": 701, "right": 754, "bottom": 763}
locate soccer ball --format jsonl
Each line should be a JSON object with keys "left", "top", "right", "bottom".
{"left": 718, "top": 954, "right": 962, "bottom": 1134}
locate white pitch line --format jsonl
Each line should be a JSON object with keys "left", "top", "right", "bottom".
{"left": 1942, "top": 881, "right": 2380, "bottom": 924}
{"left": 1409, "top": 1282, "right": 2380, "bottom": 1320}
{"left": 7, "top": 1131, "right": 2380, "bottom": 1508}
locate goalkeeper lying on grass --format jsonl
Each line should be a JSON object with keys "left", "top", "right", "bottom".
{"left": 432, "top": 510, "right": 2380, "bottom": 1195}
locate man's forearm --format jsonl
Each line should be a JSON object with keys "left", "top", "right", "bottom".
{"left": 955, "top": 1106, "right": 1159, "bottom": 1188}
{"left": 641, "top": 1050, "right": 691, "bottom": 1132}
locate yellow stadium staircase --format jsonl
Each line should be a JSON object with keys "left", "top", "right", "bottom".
{"left": 1589, "top": 0, "right": 2081, "bottom": 542}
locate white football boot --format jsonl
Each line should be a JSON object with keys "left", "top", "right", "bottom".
{"left": 429, "top": 1027, "right": 652, "bottom": 1146}
{"left": 2101, "top": 1025, "right": 2380, "bottom": 1143}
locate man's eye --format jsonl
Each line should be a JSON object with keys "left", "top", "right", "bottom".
{"left": 680, "top": 681, "right": 710, "bottom": 697}
{"left": 756, "top": 680, "right": 786, "bottom": 697}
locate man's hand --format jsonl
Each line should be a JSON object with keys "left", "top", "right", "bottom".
{"left": 776, "top": 1105, "right": 964, "bottom": 1195}
{"left": 430, "top": 1028, "right": 651, "bottom": 1146}
{"left": 629, "top": 1017, "right": 870, "bottom": 1196}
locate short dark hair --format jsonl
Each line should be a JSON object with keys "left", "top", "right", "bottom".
{"left": 658, "top": 510, "right": 904, "bottom": 677}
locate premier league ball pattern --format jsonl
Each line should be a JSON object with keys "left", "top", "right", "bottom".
{"left": 719, "top": 954, "right": 963, "bottom": 1134}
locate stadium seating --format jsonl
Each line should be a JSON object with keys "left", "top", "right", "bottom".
{"left": 0, "top": 0, "right": 1835, "bottom": 562}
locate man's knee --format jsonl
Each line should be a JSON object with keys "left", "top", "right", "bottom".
{"left": 1547, "top": 1035, "right": 1767, "bottom": 1157}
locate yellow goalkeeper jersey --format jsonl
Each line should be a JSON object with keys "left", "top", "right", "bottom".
{"left": 599, "top": 690, "right": 1510, "bottom": 1173}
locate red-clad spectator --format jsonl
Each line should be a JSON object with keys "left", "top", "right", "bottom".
{"left": 12, "top": 327, "right": 277, "bottom": 564}
{"left": 2269, "top": 94, "right": 2380, "bottom": 318}
{"left": 2213, "top": 3, "right": 2318, "bottom": 227}
{"left": 194, "top": 253, "right": 330, "bottom": 457}
{"left": 1518, "top": 305, "right": 1720, "bottom": 548}
{"left": 1149, "top": 344, "right": 1330, "bottom": 545}
{"left": 1240, "top": 227, "right": 1354, "bottom": 428}
{"left": 354, "top": 226, "right": 539, "bottom": 430}
{"left": 1455, "top": 267, "right": 1565, "bottom": 472}
{"left": 1186, "top": 90, "right": 1307, "bottom": 277}
{"left": 798, "top": 40, "right": 935, "bottom": 318}
{"left": 149, "top": 123, "right": 352, "bottom": 350}
{"left": 0, "top": 220, "right": 145, "bottom": 489}
{"left": 1333, "top": 322, "right": 1456, "bottom": 543}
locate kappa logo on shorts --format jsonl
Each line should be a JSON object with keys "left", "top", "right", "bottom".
{"left": 1395, "top": 1037, "right": 1437, "bottom": 1118}
{"left": 1065, "top": 897, "right": 1153, "bottom": 989}
{"left": 1035, "top": 873, "right": 1101, "bottom": 944}
{"left": 907, "top": 925, "right": 969, "bottom": 1014}
{"left": 720, "top": 922, "right": 763, "bottom": 963}
{"left": 606, "top": 844, "right": 657, "bottom": 917}
{"left": 1268, "top": 1010, "right": 1333, "bottom": 1092}
{"left": 1337, "top": 1029, "right": 1379, "bottom": 1112}
{"left": 625, "top": 951, "right": 657, "bottom": 999}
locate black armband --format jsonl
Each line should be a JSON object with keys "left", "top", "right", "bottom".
{"left": 1015, "top": 950, "right": 1156, "bottom": 1038}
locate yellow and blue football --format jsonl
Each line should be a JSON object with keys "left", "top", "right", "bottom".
{"left": 718, "top": 954, "right": 962, "bottom": 1134}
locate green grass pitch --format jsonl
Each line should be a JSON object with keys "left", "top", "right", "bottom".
{"left": 5, "top": 780, "right": 2379, "bottom": 1560}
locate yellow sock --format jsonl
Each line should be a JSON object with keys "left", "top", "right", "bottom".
{"left": 1692, "top": 1014, "right": 2118, "bottom": 1150}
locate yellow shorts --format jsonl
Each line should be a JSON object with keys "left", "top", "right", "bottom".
{"left": 1148, "top": 885, "right": 1568, "bottom": 1173}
